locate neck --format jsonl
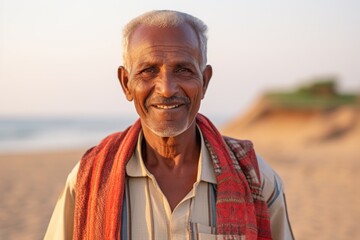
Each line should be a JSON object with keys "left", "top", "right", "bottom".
{"left": 141, "top": 123, "right": 200, "bottom": 169}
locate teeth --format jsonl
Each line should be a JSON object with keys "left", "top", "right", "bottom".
{"left": 156, "top": 105, "right": 179, "bottom": 109}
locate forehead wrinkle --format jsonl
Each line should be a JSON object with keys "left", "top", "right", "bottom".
{"left": 130, "top": 45, "right": 200, "bottom": 68}
{"left": 132, "top": 44, "right": 197, "bottom": 56}
{"left": 131, "top": 46, "right": 199, "bottom": 64}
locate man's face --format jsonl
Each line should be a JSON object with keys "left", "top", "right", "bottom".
{"left": 119, "top": 24, "right": 212, "bottom": 137}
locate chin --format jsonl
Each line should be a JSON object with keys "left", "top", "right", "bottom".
{"left": 148, "top": 124, "right": 189, "bottom": 137}
{"left": 144, "top": 118, "right": 196, "bottom": 138}
{"left": 152, "top": 128, "right": 186, "bottom": 138}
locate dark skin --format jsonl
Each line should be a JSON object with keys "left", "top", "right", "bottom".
{"left": 141, "top": 128, "right": 201, "bottom": 210}
{"left": 118, "top": 24, "right": 212, "bottom": 211}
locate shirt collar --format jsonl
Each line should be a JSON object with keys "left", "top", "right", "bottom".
{"left": 126, "top": 130, "right": 149, "bottom": 177}
{"left": 126, "top": 127, "right": 217, "bottom": 184}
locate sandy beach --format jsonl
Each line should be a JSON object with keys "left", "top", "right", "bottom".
{"left": 260, "top": 143, "right": 360, "bottom": 239}
{"left": 0, "top": 131, "right": 359, "bottom": 239}
{"left": 0, "top": 149, "right": 85, "bottom": 240}
{"left": 221, "top": 103, "right": 360, "bottom": 239}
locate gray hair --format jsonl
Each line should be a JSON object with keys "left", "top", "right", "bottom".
{"left": 122, "top": 10, "right": 208, "bottom": 70}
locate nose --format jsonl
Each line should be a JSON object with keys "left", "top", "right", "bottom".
{"left": 155, "top": 70, "right": 179, "bottom": 97}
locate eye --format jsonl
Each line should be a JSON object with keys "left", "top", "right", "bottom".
{"left": 175, "top": 66, "right": 193, "bottom": 76}
{"left": 141, "top": 66, "right": 158, "bottom": 74}
{"left": 137, "top": 67, "right": 159, "bottom": 80}
{"left": 176, "top": 66, "right": 189, "bottom": 72}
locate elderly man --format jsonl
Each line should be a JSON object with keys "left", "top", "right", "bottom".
{"left": 45, "top": 10, "right": 294, "bottom": 240}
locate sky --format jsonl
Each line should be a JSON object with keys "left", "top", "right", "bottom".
{"left": 1, "top": 0, "right": 359, "bottom": 122}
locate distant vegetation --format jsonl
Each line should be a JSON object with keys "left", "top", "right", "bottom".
{"left": 265, "top": 77, "right": 359, "bottom": 109}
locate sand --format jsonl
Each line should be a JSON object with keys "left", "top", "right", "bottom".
{"left": 0, "top": 149, "right": 85, "bottom": 240}
{"left": 0, "top": 134, "right": 359, "bottom": 239}
{"left": 221, "top": 105, "right": 360, "bottom": 239}
{"left": 262, "top": 145, "right": 360, "bottom": 239}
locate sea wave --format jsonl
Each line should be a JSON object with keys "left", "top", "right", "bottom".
{"left": 0, "top": 117, "right": 135, "bottom": 153}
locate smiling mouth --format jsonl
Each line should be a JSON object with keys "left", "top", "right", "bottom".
{"left": 147, "top": 96, "right": 190, "bottom": 111}
{"left": 155, "top": 104, "right": 180, "bottom": 109}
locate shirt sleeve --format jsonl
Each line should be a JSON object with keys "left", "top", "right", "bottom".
{"left": 44, "top": 162, "right": 79, "bottom": 240}
{"left": 257, "top": 155, "right": 295, "bottom": 240}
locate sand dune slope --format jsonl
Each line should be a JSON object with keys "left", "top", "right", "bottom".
{"left": 222, "top": 99, "right": 360, "bottom": 240}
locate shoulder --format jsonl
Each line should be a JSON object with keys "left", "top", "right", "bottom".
{"left": 222, "top": 136, "right": 263, "bottom": 187}
{"left": 222, "top": 135, "right": 254, "bottom": 153}
{"left": 221, "top": 135, "right": 284, "bottom": 205}
{"left": 256, "top": 154, "right": 284, "bottom": 207}
{"left": 256, "top": 156, "right": 295, "bottom": 239}
{"left": 65, "top": 130, "right": 123, "bottom": 192}
{"left": 77, "top": 131, "right": 125, "bottom": 171}
{"left": 222, "top": 136, "right": 256, "bottom": 165}
{"left": 66, "top": 161, "right": 80, "bottom": 193}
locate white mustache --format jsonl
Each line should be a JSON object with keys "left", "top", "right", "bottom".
{"left": 146, "top": 96, "right": 190, "bottom": 107}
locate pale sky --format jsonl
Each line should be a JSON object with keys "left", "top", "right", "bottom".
{"left": 1, "top": 0, "right": 359, "bottom": 121}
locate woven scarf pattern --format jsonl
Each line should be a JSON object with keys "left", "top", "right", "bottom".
{"left": 73, "top": 114, "right": 271, "bottom": 239}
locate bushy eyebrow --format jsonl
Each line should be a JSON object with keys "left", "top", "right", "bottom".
{"left": 173, "top": 62, "right": 195, "bottom": 68}
{"left": 134, "top": 60, "right": 197, "bottom": 70}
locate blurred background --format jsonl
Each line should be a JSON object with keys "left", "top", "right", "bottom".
{"left": 0, "top": 0, "right": 359, "bottom": 239}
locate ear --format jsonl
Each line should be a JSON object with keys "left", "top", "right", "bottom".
{"left": 201, "top": 65, "right": 212, "bottom": 99}
{"left": 118, "top": 66, "right": 133, "bottom": 101}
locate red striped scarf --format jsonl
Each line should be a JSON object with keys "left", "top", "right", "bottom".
{"left": 73, "top": 114, "right": 272, "bottom": 239}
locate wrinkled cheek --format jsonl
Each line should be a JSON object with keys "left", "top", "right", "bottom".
{"left": 132, "top": 97, "right": 147, "bottom": 117}
{"left": 130, "top": 83, "right": 152, "bottom": 114}
{"left": 191, "top": 93, "right": 202, "bottom": 112}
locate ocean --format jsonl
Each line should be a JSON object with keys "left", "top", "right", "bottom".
{"left": 0, "top": 117, "right": 135, "bottom": 153}
{"left": 0, "top": 115, "right": 229, "bottom": 153}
